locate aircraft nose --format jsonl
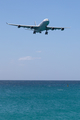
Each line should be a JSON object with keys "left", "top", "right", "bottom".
{"left": 47, "top": 19, "right": 49, "bottom": 21}
{"left": 46, "top": 19, "right": 49, "bottom": 24}
{"left": 44, "top": 18, "right": 49, "bottom": 21}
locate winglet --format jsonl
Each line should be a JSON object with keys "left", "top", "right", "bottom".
{"left": 6, "top": 22, "right": 9, "bottom": 25}
{"left": 64, "top": 27, "right": 71, "bottom": 29}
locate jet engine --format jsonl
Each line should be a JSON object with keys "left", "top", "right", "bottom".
{"left": 18, "top": 25, "right": 21, "bottom": 28}
{"left": 61, "top": 28, "right": 64, "bottom": 31}
{"left": 51, "top": 27, "right": 54, "bottom": 30}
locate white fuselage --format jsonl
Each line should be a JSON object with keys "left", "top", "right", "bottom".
{"left": 36, "top": 19, "right": 49, "bottom": 32}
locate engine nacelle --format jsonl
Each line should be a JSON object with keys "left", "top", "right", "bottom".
{"left": 51, "top": 27, "right": 54, "bottom": 30}
{"left": 61, "top": 28, "right": 64, "bottom": 31}
{"left": 31, "top": 26, "right": 33, "bottom": 29}
{"left": 18, "top": 25, "right": 21, "bottom": 28}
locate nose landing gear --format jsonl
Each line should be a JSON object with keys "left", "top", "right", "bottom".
{"left": 33, "top": 31, "right": 36, "bottom": 34}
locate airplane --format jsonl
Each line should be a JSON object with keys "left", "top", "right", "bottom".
{"left": 7, "top": 18, "right": 66, "bottom": 35}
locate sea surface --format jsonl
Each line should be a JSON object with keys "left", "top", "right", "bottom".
{"left": 0, "top": 80, "right": 80, "bottom": 120}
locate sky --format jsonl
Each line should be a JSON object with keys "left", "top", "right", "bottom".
{"left": 0, "top": 0, "right": 80, "bottom": 80}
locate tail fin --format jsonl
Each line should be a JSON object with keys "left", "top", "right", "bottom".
{"left": 34, "top": 21, "right": 36, "bottom": 26}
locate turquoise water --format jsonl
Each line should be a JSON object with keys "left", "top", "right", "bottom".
{"left": 0, "top": 80, "right": 80, "bottom": 120}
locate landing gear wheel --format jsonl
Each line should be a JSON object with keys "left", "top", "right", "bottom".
{"left": 33, "top": 31, "right": 36, "bottom": 34}
{"left": 45, "top": 31, "right": 48, "bottom": 35}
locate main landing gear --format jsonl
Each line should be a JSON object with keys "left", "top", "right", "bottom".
{"left": 45, "top": 31, "right": 48, "bottom": 35}
{"left": 33, "top": 31, "right": 41, "bottom": 34}
{"left": 33, "top": 31, "right": 36, "bottom": 34}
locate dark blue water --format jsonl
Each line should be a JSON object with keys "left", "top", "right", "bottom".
{"left": 0, "top": 80, "right": 80, "bottom": 120}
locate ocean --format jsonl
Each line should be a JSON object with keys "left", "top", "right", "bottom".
{"left": 0, "top": 80, "right": 80, "bottom": 120}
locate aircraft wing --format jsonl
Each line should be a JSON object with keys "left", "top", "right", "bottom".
{"left": 6, "top": 23, "right": 39, "bottom": 29}
{"left": 46, "top": 26, "right": 65, "bottom": 31}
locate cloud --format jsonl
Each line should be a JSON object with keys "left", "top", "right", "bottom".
{"left": 19, "top": 56, "right": 41, "bottom": 61}
{"left": 19, "top": 56, "right": 33, "bottom": 61}
{"left": 36, "top": 51, "right": 41, "bottom": 53}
